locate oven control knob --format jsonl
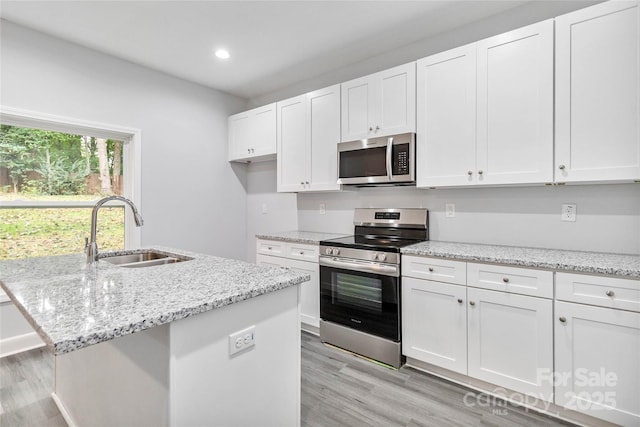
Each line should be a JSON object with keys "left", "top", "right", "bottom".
{"left": 325, "top": 248, "right": 333, "bottom": 255}
{"left": 333, "top": 248, "right": 340, "bottom": 256}
{"left": 375, "top": 253, "right": 387, "bottom": 261}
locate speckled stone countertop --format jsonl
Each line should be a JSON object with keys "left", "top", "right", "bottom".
{"left": 256, "top": 230, "right": 349, "bottom": 245}
{"left": 0, "top": 247, "right": 310, "bottom": 355}
{"left": 402, "top": 241, "right": 640, "bottom": 278}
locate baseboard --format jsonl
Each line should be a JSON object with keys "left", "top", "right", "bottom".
{"left": 51, "top": 392, "right": 77, "bottom": 427}
{"left": 0, "top": 332, "right": 45, "bottom": 358}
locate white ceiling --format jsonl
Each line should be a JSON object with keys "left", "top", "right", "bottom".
{"left": 0, "top": 1, "right": 537, "bottom": 100}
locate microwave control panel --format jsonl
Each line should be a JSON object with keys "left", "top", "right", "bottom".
{"left": 393, "top": 144, "right": 410, "bottom": 175}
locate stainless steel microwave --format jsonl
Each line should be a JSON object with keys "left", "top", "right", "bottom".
{"left": 337, "top": 133, "right": 415, "bottom": 185}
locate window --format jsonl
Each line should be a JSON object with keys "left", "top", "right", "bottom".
{"left": 0, "top": 107, "right": 141, "bottom": 260}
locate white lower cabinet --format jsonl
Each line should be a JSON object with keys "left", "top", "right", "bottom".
{"left": 256, "top": 240, "right": 320, "bottom": 332}
{"left": 467, "top": 287, "right": 553, "bottom": 397}
{"left": 402, "top": 277, "right": 467, "bottom": 374}
{"left": 555, "top": 302, "right": 640, "bottom": 426}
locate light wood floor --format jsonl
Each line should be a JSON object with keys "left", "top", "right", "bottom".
{"left": 1, "top": 333, "right": 576, "bottom": 427}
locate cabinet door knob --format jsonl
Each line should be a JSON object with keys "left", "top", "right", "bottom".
{"left": 469, "top": 301, "right": 476, "bottom": 306}
{"left": 457, "top": 298, "right": 463, "bottom": 304}
{"left": 369, "top": 126, "right": 373, "bottom": 132}
{"left": 559, "top": 316, "right": 567, "bottom": 323}
{"left": 305, "top": 181, "right": 309, "bottom": 185}
{"left": 375, "top": 125, "right": 380, "bottom": 131}
{"left": 299, "top": 251, "right": 304, "bottom": 255}
{"left": 247, "top": 148, "right": 251, "bottom": 153}
{"left": 478, "top": 170, "right": 484, "bottom": 175}
{"left": 267, "top": 246, "right": 272, "bottom": 250}
{"left": 300, "top": 181, "right": 304, "bottom": 185}
{"left": 502, "top": 277, "right": 509, "bottom": 283}
{"left": 559, "top": 164, "right": 566, "bottom": 170}
{"left": 428, "top": 267, "right": 434, "bottom": 272}
{"left": 606, "top": 290, "right": 615, "bottom": 297}
{"left": 467, "top": 170, "right": 473, "bottom": 176}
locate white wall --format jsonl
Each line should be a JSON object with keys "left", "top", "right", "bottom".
{"left": 245, "top": 161, "right": 298, "bottom": 261}
{"left": 0, "top": 20, "right": 248, "bottom": 260}
{"left": 297, "top": 185, "right": 640, "bottom": 255}
{"left": 245, "top": 0, "right": 640, "bottom": 259}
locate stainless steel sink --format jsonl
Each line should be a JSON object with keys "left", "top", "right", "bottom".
{"left": 99, "top": 250, "right": 193, "bottom": 268}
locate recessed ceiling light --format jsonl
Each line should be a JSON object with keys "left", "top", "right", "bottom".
{"left": 215, "top": 49, "right": 230, "bottom": 60}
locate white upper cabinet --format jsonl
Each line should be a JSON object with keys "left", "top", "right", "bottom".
{"left": 277, "top": 84, "right": 341, "bottom": 192}
{"left": 417, "top": 21, "right": 553, "bottom": 187}
{"left": 417, "top": 44, "right": 477, "bottom": 187}
{"left": 277, "top": 95, "right": 307, "bottom": 192}
{"left": 228, "top": 103, "right": 277, "bottom": 162}
{"left": 341, "top": 63, "right": 416, "bottom": 142}
{"left": 476, "top": 20, "right": 554, "bottom": 185}
{"left": 555, "top": 1, "right": 640, "bottom": 183}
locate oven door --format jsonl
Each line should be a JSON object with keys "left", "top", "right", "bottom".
{"left": 319, "top": 257, "right": 400, "bottom": 341}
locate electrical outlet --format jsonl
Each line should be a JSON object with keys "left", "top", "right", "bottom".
{"left": 561, "top": 204, "right": 577, "bottom": 222}
{"left": 261, "top": 203, "right": 268, "bottom": 215}
{"left": 229, "top": 325, "right": 255, "bottom": 356}
{"left": 445, "top": 203, "right": 456, "bottom": 218}
{"left": 319, "top": 203, "right": 326, "bottom": 215}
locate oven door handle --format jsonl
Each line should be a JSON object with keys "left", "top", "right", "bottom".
{"left": 319, "top": 257, "right": 399, "bottom": 277}
{"left": 386, "top": 136, "right": 393, "bottom": 180}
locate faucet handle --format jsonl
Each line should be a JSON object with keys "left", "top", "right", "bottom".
{"left": 84, "top": 236, "right": 89, "bottom": 253}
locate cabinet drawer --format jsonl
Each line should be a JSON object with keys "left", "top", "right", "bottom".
{"left": 556, "top": 272, "right": 640, "bottom": 312}
{"left": 286, "top": 243, "right": 319, "bottom": 262}
{"left": 256, "top": 239, "right": 285, "bottom": 256}
{"left": 467, "top": 263, "right": 553, "bottom": 298}
{"left": 402, "top": 255, "right": 466, "bottom": 285}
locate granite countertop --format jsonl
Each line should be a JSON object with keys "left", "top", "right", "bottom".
{"left": 402, "top": 241, "right": 640, "bottom": 278}
{"left": 256, "top": 230, "right": 350, "bottom": 245}
{"left": 0, "top": 247, "right": 310, "bottom": 355}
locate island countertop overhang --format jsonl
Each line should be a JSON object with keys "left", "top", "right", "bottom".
{"left": 0, "top": 247, "right": 310, "bottom": 355}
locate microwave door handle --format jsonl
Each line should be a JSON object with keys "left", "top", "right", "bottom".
{"left": 386, "top": 136, "right": 393, "bottom": 180}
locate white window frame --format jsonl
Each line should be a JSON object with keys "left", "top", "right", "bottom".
{"left": 0, "top": 105, "right": 142, "bottom": 250}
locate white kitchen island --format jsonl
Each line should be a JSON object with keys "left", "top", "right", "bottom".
{"left": 0, "top": 248, "right": 309, "bottom": 427}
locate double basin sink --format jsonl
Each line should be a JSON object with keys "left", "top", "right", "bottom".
{"left": 99, "top": 250, "right": 193, "bottom": 268}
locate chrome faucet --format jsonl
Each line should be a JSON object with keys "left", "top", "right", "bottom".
{"left": 86, "top": 195, "right": 144, "bottom": 265}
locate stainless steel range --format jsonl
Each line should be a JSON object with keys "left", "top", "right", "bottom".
{"left": 319, "top": 208, "right": 428, "bottom": 368}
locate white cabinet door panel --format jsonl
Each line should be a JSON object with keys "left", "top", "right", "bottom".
{"left": 308, "top": 85, "right": 341, "bottom": 192}
{"left": 555, "top": 301, "right": 640, "bottom": 426}
{"left": 402, "top": 277, "right": 467, "bottom": 374}
{"left": 378, "top": 63, "right": 416, "bottom": 137}
{"left": 341, "top": 76, "right": 373, "bottom": 141}
{"left": 555, "top": 1, "right": 640, "bottom": 182}
{"left": 417, "top": 44, "right": 477, "bottom": 187}
{"left": 477, "top": 20, "right": 554, "bottom": 185}
{"left": 467, "top": 288, "right": 553, "bottom": 397}
{"left": 277, "top": 95, "right": 307, "bottom": 192}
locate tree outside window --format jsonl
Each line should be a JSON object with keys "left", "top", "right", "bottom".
{"left": 0, "top": 125, "right": 126, "bottom": 259}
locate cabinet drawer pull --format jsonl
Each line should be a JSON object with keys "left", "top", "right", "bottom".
{"left": 267, "top": 246, "right": 272, "bottom": 250}
{"left": 457, "top": 298, "right": 463, "bottom": 304}
{"left": 469, "top": 301, "right": 476, "bottom": 306}
{"left": 606, "top": 290, "right": 615, "bottom": 297}
{"left": 299, "top": 251, "right": 304, "bottom": 255}
{"left": 502, "top": 277, "right": 510, "bottom": 283}
{"left": 559, "top": 316, "right": 567, "bottom": 323}
{"left": 428, "top": 267, "right": 434, "bottom": 272}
